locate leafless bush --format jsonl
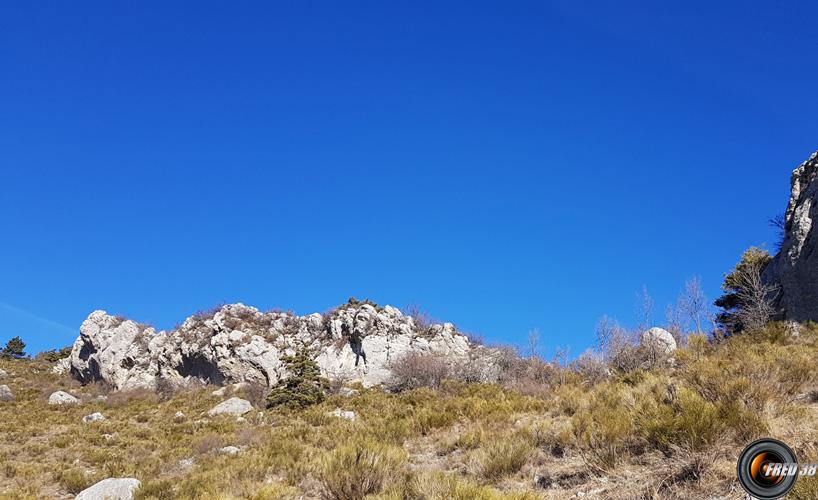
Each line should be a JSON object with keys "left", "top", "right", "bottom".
{"left": 678, "top": 276, "right": 709, "bottom": 335}
{"left": 386, "top": 352, "right": 451, "bottom": 391}
{"left": 571, "top": 351, "right": 609, "bottom": 385}
{"left": 240, "top": 380, "right": 269, "bottom": 408}
{"left": 406, "top": 304, "right": 433, "bottom": 333}
{"left": 735, "top": 263, "right": 780, "bottom": 332}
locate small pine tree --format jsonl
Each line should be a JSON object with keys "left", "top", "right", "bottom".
{"left": 1, "top": 336, "right": 26, "bottom": 359}
{"left": 714, "top": 247, "right": 777, "bottom": 335}
{"left": 265, "top": 349, "right": 329, "bottom": 410}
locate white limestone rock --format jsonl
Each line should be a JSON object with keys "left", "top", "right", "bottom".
{"left": 218, "top": 445, "right": 242, "bottom": 456}
{"left": 640, "top": 327, "right": 677, "bottom": 355}
{"left": 763, "top": 151, "right": 818, "bottom": 322}
{"left": 82, "top": 412, "right": 106, "bottom": 423}
{"left": 65, "top": 301, "right": 481, "bottom": 391}
{"left": 208, "top": 397, "right": 252, "bottom": 417}
{"left": 0, "top": 384, "right": 13, "bottom": 401}
{"left": 0, "top": 368, "right": 8, "bottom": 379}
{"left": 48, "top": 390, "right": 79, "bottom": 405}
{"left": 75, "top": 478, "right": 141, "bottom": 500}
{"left": 330, "top": 408, "right": 356, "bottom": 421}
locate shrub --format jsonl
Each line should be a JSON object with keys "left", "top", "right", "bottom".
{"left": 265, "top": 349, "right": 329, "bottom": 410}
{"left": 571, "top": 383, "right": 635, "bottom": 469}
{"left": 476, "top": 432, "right": 534, "bottom": 479}
{"left": 36, "top": 346, "right": 72, "bottom": 363}
{"left": 318, "top": 437, "right": 406, "bottom": 500}
{"left": 386, "top": 352, "right": 450, "bottom": 391}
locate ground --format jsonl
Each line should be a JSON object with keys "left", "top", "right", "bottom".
{"left": 3, "top": 324, "right": 818, "bottom": 499}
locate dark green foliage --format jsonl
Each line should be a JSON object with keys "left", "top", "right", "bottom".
{"left": 265, "top": 349, "right": 329, "bottom": 410}
{"left": 37, "top": 346, "right": 72, "bottom": 363}
{"left": 714, "top": 247, "right": 775, "bottom": 335}
{"left": 1, "top": 336, "right": 26, "bottom": 359}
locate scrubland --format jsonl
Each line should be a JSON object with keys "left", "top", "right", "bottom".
{"left": 3, "top": 323, "right": 818, "bottom": 499}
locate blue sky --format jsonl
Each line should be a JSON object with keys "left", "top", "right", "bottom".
{"left": 1, "top": 1, "right": 816, "bottom": 355}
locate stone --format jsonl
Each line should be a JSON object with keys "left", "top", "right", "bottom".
{"left": 178, "top": 457, "right": 195, "bottom": 469}
{"left": 0, "top": 368, "right": 8, "bottom": 379}
{"left": 52, "top": 357, "right": 71, "bottom": 374}
{"left": 75, "top": 478, "right": 141, "bottom": 500}
{"left": 48, "top": 390, "right": 79, "bottom": 405}
{"left": 174, "top": 411, "right": 186, "bottom": 421}
{"left": 211, "top": 387, "right": 227, "bottom": 397}
{"left": 337, "top": 387, "right": 359, "bottom": 397}
{"left": 0, "top": 385, "right": 13, "bottom": 401}
{"left": 82, "top": 412, "right": 106, "bottom": 423}
{"left": 639, "top": 327, "right": 677, "bottom": 355}
{"left": 64, "top": 301, "right": 481, "bottom": 391}
{"left": 219, "top": 446, "right": 241, "bottom": 455}
{"left": 331, "top": 408, "right": 356, "bottom": 421}
{"left": 208, "top": 397, "right": 252, "bottom": 416}
{"left": 763, "top": 151, "right": 818, "bottom": 322}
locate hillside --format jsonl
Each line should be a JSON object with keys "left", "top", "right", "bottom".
{"left": 3, "top": 322, "right": 818, "bottom": 499}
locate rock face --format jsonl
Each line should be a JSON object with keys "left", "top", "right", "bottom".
{"left": 640, "top": 327, "right": 676, "bottom": 355}
{"left": 75, "top": 478, "right": 141, "bottom": 500}
{"left": 65, "top": 301, "right": 475, "bottom": 391}
{"left": 764, "top": 151, "right": 818, "bottom": 322}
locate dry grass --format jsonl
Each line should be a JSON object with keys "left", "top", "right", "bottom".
{"left": 2, "top": 322, "right": 818, "bottom": 498}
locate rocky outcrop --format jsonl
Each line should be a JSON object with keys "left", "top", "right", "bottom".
{"left": 764, "top": 151, "right": 818, "bottom": 321}
{"left": 66, "top": 301, "right": 475, "bottom": 391}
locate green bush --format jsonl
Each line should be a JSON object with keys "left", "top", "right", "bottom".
{"left": 265, "top": 349, "right": 329, "bottom": 410}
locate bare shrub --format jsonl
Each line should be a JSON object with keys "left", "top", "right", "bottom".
{"left": 240, "top": 380, "right": 269, "bottom": 408}
{"left": 386, "top": 352, "right": 450, "bottom": 391}
{"left": 571, "top": 351, "right": 609, "bottom": 385}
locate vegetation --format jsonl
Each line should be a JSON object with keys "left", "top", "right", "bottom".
{"left": 714, "top": 247, "right": 777, "bottom": 335}
{"left": 265, "top": 349, "right": 329, "bottom": 410}
{"left": 1, "top": 336, "right": 26, "bottom": 359}
{"left": 3, "top": 319, "right": 818, "bottom": 498}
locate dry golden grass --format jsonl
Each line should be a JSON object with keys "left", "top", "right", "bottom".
{"left": 2, "top": 322, "right": 818, "bottom": 498}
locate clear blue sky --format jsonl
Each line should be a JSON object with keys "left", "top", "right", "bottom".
{"left": 2, "top": 1, "right": 816, "bottom": 355}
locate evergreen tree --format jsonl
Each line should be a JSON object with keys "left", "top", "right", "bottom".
{"left": 1, "top": 336, "right": 26, "bottom": 359}
{"left": 265, "top": 349, "right": 329, "bottom": 410}
{"left": 714, "top": 247, "right": 777, "bottom": 335}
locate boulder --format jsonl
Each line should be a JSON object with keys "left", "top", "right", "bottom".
{"left": 64, "top": 301, "right": 478, "bottom": 391}
{"left": 0, "top": 384, "right": 13, "bottom": 401}
{"left": 208, "top": 397, "right": 252, "bottom": 417}
{"left": 75, "top": 478, "right": 141, "bottom": 500}
{"left": 218, "top": 446, "right": 241, "bottom": 456}
{"left": 82, "top": 412, "right": 106, "bottom": 423}
{"left": 48, "top": 390, "right": 79, "bottom": 405}
{"left": 640, "top": 327, "right": 677, "bottom": 355}
{"left": 330, "top": 408, "right": 356, "bottom": 421}
{"left": 763, "top": 151, "right": 818, "bottom": 322}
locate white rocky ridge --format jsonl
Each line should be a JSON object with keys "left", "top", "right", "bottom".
{"left": 65, "top": 301, "right": 478, "bottom": 391}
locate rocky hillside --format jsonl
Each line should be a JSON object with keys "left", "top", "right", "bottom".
{"left": 764, "top": 150, "right": 818, "bottom": 321}
{"left": 60, "top": 300, "right": 488, "bottom": 391}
